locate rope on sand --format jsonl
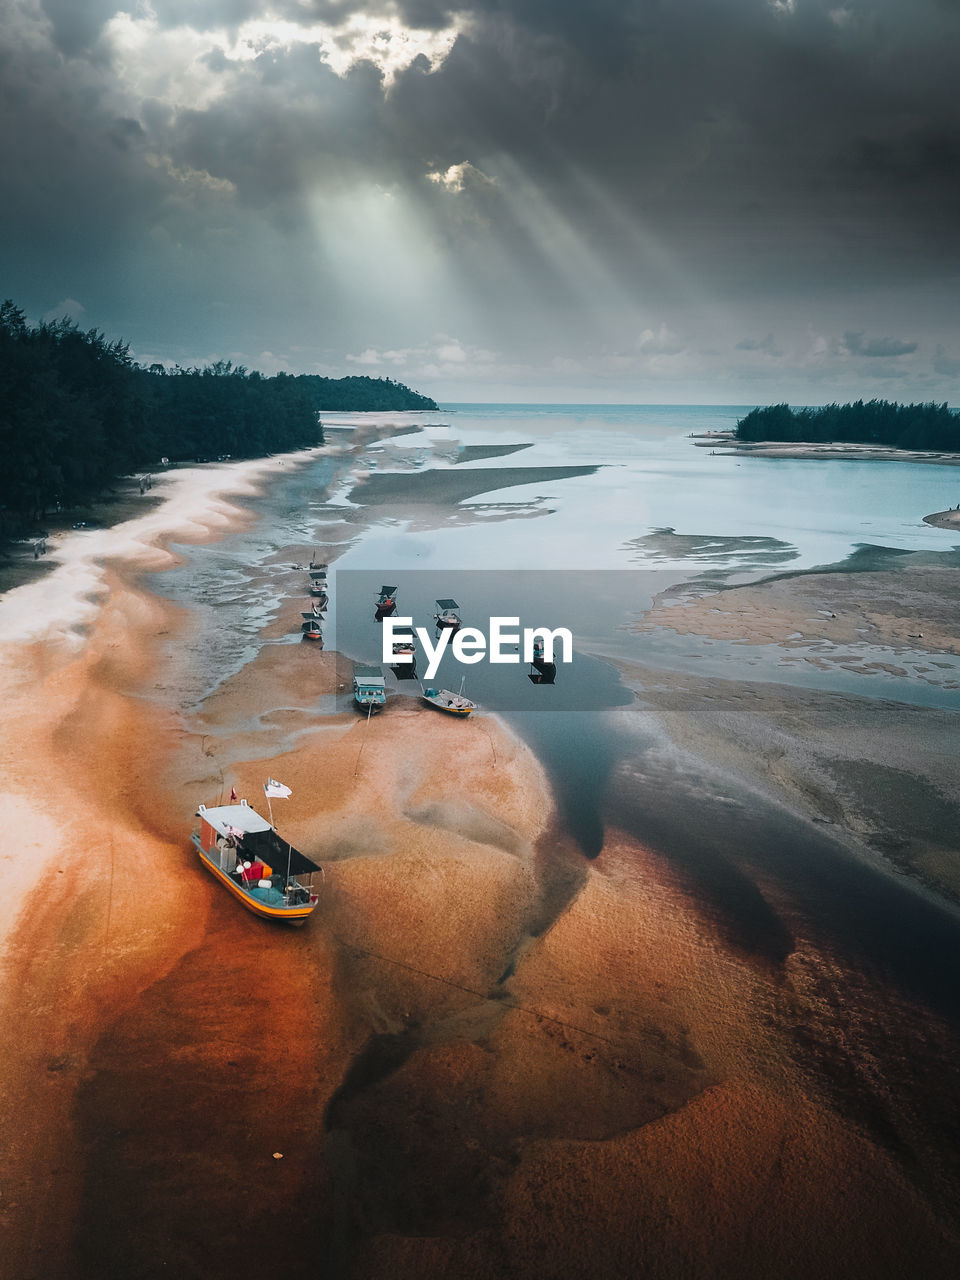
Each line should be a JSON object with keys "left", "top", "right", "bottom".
{"left": 353, "top": 700, "right": 374, "bottom": 776}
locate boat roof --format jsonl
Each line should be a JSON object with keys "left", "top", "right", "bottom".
{"left": 197, "top": 803, "right": 320, "bottom": 875}
{"left": 379, "top": 584, "right": 398, "bottom": 595}
{"left": 354, "top": 665, "right": 385, "bottom": 686}
{"left": 198, "top": 803, "right": 273, "bottom": 836}
{"left": 436, "top": 598, "right": 459, "bottom": 610}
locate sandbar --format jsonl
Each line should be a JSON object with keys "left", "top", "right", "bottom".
{"left": 347, "top": 464, "right": 598, "bottom": 506}
{"left": 694, "top": 432, "right": 960, "bottom": 465}
{"left": 3, "top": 449, "right": 960, "bottom": 1279}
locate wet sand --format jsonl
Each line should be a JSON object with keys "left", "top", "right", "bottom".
{"left": 347, "top": 464, "right": 599, "bottom": 506}
{"left": 635, "top": 563, "right": 960, "bottom": 657}
{"left": 3, "top": 457, "right": 960, "bottom": 1278}
{"left": 925, "top": 507, "right": 960, "bottom": 530}
{"left": 694, "top": 433, "right": 960, "bottom": 466}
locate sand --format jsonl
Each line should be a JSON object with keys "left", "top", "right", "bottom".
{"left": 347, "top": 464, "right": 599, "bottom": 507}
{"left": 3, "top": 445, "right": 960, "bottom": 1278}
{"left": 635, "top": 563, "right": 960, "bottom": 659}
{"left": 924, "top": 507, "right": 960, "bottom": 530}
{"left": 694, "top": 434, "right": 960, "bottom": 466}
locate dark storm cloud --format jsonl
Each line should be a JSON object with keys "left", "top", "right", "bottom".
{"left": 737, "top": 335, "right": 782, "bottom": 356}
{"left": 40, "top": 0, "right": 116, "bottom": 55}
{"left": 1, "top": 0, "right": 959, "bottom": 392}
{"left": 843, "top": 331, "right": 919, "bottom": 358}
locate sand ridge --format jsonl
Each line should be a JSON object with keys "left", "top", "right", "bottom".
{"left": 3, "top": 436, "right": 960, "bottom": 1278}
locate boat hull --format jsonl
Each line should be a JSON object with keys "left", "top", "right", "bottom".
{"left": 192, "top": 838, "right": 317, "bottom": 924}
{"left": 421, "top": 696, "right": 474, "bottom": 717}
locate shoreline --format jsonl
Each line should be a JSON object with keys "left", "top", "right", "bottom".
{"left": 924, "top": 507, "right": 960, "bottom": 530}
{"left": 693, "top": 431, "right": 960, "bottom": 466}
{"left": 3, "top": 418, "right": 960, "bottom": 1275}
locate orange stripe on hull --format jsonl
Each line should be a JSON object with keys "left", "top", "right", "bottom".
{"left": 193, "top": 844, "right": 316, "bottom": 924}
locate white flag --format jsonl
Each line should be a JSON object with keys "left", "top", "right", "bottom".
{"left": 264, "top": 778, "right": 292, "bottom": 799}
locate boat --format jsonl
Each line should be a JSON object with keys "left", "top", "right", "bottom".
{"left": 433, "top": 598, "right": 461, "bottom": 630}
{"left": 375, "top": 584, "right": 397, "bottom": 617}
{"left": 421, "top": 680, "right": 476, "bottom": 717}
{"left": 191, "top": 799, "right": 321, "bottom": 924}
{"left": 309, "top": 567, "right": 328, "bottom": 600}
{"left": 353, "top": 664, "right": 387, "bottom": 711}
{"left": 390, "top": 638, "right": 416, "bottom": 677}
{"left": 300, "top": 600, "right": 325, "bottom": 641}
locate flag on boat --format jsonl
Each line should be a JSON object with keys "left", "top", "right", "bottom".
{"left": 264, "top": 778, "right": 292, "bottom": 799}
{"left": 230, "top": 786, "right": 237, "bottom": 802}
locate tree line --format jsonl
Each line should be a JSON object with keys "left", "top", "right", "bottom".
{"left": 735, "top": 399, "right": 959, "bottom": 450}
{"left": 0, "top": 300, "right": 437, "bottom": 530}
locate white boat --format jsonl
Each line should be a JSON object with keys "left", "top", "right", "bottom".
{"left": 420, "top": 681, "right": 476, "bottom": 717}
{"left": 191, "top": 800, "right": 321, "bottom": 924}
{"left": 353, "top": 664, "right": 387, "bottom": 711}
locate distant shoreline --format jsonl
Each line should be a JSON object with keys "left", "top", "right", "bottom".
{"left": 924, "top": 508, "right": 960, "bottom": 530}
{"left": 692, "top": 431, "right": 960, "bottom": 466}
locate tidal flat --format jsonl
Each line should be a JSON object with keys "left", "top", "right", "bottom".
{"left": 1, "top": 406, "right": 959, "bottom": 1279}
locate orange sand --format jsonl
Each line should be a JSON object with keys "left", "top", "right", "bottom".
{"left": 1, "top": 456, "right": 959, "bottom": 1279}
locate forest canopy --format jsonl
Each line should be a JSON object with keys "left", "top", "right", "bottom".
{"left": 735, "top": 400, "right": 960, "bottom": 451}
{"left": 0, "top": 301, "right": 437, "bottom": 527}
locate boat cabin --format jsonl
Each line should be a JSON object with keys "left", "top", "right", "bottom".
{"left": 434, "top": 598, "right": 461, "bottom": 629}
{"left": 353, "top": 664, "right": 387, "bottom": 710}
{"left": 376, "top": 584, "right": 398, "bottom": 615}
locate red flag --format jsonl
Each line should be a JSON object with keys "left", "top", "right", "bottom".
{"left": 230, "top": 786, "right": 237, "bottom": 802}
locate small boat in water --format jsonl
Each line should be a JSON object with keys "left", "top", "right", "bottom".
{"left": 353, "top": 664, "right": 387, "bottom": 712}
{"left": 421, "top": 680, "right": 476, "bottom": 717}
{"left": 433, "top": 598, "right": 461, "bottom": 630}
{"left": 192, "top": 799, "right": 321, "bottom": 924}
{"left": 375, "top": 584, "right": 398, "bottom": 617}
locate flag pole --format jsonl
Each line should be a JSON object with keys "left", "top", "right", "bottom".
{"left": 266, "top": 791, "right": 275, "bottom": 829}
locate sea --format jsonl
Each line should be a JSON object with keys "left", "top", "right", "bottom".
{"left": 150, "top": 402, "right": 960, "bottom": 712}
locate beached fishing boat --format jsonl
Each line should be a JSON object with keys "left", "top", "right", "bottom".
{"left": 375, "top": 584, "right": 397, "bottom": 616}
{"left": 421, "top": 681, "right": 476, "bottom": 717}
{"left": 309, "top": 567, "right": 328, "bottom": 600}
{"left": 433, "top": 598, "right": 461, "bottom": 630}
{"left": 353, "top": 664, "right": 387, "bottom": 711}
{"left": 300, "top": 600, "right": 324, "bottom": 641}
{"left": 191, "top": 799, "right": 321, "bottom": 924}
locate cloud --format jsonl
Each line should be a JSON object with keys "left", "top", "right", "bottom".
{"left": 842, "top": 331, "right": 919, "bottom": 358}
{"left": 736, "top": 333, "right": 782, "bottom": 357}
{"left": 426, "top": 162, "right": 495, "bottom": 193}
{"left": 637, "top": 324, "right": 684, "bottom": 356}
{"left": 933, "top": 346, "right": 960, "bottom": 377}
{"left": 1, "top": 0, "right": 959, "bottom": 399}
{"left": 42, "top": 298, "right": 87, "bottom": 323}
{"left": 346, "top": 347, "right": 382, "bottom": 365}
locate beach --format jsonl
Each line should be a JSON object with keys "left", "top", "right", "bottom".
{"left": 694, "top": 433, "right": 960, "bottom": 467}
{"left": 2, "top": 417, "right": 960, "bottom": 1278}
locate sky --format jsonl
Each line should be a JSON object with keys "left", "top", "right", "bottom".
{"left": 1, "top": 0, "right": 958, "bottom": 403}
